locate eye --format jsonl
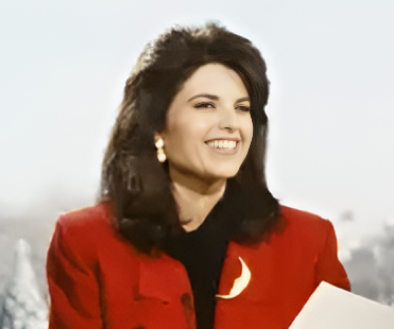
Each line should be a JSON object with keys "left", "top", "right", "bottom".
{"left": 195, "top": 102, "right": 214, "bottom": 109}
{"left": 236, "top": 105, "right": 251, "bottom": 112}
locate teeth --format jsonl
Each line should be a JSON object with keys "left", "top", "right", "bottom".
{"left": 207, "top": 140, "right": 237, "bottom": 150}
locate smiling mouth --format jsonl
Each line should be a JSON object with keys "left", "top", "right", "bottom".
{"left": 204, "top": 139, "right": 241, "bottom": 155}
{"left": 206, "top": 140, "right": 238, "bottom": 150}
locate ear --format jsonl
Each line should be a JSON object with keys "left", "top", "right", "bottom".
{"left": 154, "top": 132, "right": 163, "bottom": 142}
{"left": 154, "top": 133, "right": 165, "bottom": 149}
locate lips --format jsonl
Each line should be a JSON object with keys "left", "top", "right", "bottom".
{"left": 205, "top": 137, "right": 241, "bottom": 142}
{"left": 207, "top": 140, "right": 237, "bottom": 150}
{"left": 205, "top": 138, "right": 240, "bottom": 154}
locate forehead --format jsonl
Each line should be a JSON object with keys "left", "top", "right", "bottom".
{"left": 178, "top": 63, "right": 249, "bottom": 98}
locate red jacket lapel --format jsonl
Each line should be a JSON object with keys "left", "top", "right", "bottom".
{"left": 137, "top": 251, "right": 192, "bottom": 301}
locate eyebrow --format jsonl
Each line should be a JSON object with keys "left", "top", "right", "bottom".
{"left": 187, "top": 93, "right": 250, "bottom": 103}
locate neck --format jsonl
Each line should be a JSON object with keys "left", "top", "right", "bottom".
{"left": 169, "top": 167, "right": 226, "bottom": 232}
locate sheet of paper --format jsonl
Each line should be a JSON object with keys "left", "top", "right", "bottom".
{"left": 290, "top": 281, "right": 394, "bottom": 329}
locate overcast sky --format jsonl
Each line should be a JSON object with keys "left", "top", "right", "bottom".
{"left": 1, "top": 0, "right": 393, "bottom": 238}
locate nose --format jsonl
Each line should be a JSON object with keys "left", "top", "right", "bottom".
{"left": 218, "top": 105, "right": 240, "bottom": 132}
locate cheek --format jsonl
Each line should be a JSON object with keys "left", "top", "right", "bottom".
{"left": 166, "top": 114, "right": 209, "bottom": 144}
{"left": 164, "top": 125, "right": 204, "bottom": 164}
{"left": 240, "top": 121, "right": 254, "bottom": 159}
{"left": 243, "top": 118, "right": 254, "bottom": 145}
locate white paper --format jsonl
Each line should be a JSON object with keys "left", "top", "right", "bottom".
{"left": 290, "top": 281, "right": 394, "bottom": 329}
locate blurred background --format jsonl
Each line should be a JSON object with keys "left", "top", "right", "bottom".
{"left": 1, "top": 0, "right": 393, "bottom": 307}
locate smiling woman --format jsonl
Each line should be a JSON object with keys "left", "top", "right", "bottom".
{"left": 46, "top": 22, "right": 350, "bottom": 329}
{"left": 158, "top": 63, "right": 254, "bottom": 232}
{"left": 162, "top": 64, "right": 253, "bottom": 174}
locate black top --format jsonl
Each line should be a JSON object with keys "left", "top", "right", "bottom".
{"left": 162, "top": 180, "right": 244, "bottom": 329}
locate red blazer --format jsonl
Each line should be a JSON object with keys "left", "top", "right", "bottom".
{"left": 46, "top": 203, "right": 350, "bottom": 329}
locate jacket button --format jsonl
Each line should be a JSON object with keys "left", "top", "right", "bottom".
{"left": 180, "top": 292, "right": 195, "bottom": 329}
{"left": 180, "top": 293, "right": 193, "bottom": 312}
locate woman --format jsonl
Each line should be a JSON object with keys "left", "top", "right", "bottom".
{"left": 46, "top": 22, "right": 350, "bottom": 329}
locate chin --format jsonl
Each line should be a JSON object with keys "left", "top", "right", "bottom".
{"left": 204, "top": 166, "right": 241, "bottom": 180}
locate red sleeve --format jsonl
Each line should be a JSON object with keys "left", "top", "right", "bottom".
{"left": 315, "top": 219, "right": 351, "bottom": 291}
{"left": 46, "top": 216, "right": 103, "bottom": 329}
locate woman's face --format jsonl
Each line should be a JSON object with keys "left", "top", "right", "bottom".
{"left": 159, "top": 63, "right": 253, "bottom": 182}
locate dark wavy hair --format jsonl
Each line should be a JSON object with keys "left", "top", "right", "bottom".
{"left": 99, "top": 22, "right": 281, "bottom": 254}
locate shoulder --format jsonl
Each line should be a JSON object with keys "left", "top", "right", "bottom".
{"left": 280, "top": 205, "right": 334, "bottom": 233}
{"left": 51, "top": 203, "right": 125, "bottom": 262}
{"left": 56, "top": 202, "right": 114, "bottom": 235}
{"left": 273, "top": 205, "right": 337, "bottom": 249}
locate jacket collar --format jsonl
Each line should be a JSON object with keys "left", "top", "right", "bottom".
{"left": 137, "top": 250, "right": 192, "bottom": 302}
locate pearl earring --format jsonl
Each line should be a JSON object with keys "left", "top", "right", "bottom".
{"left": 155, "top": 137, "right": 166, "bottom": 163}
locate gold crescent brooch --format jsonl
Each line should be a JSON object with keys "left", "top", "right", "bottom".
{"left": 216, "top": 256, "right": 251, "bottom": 299}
